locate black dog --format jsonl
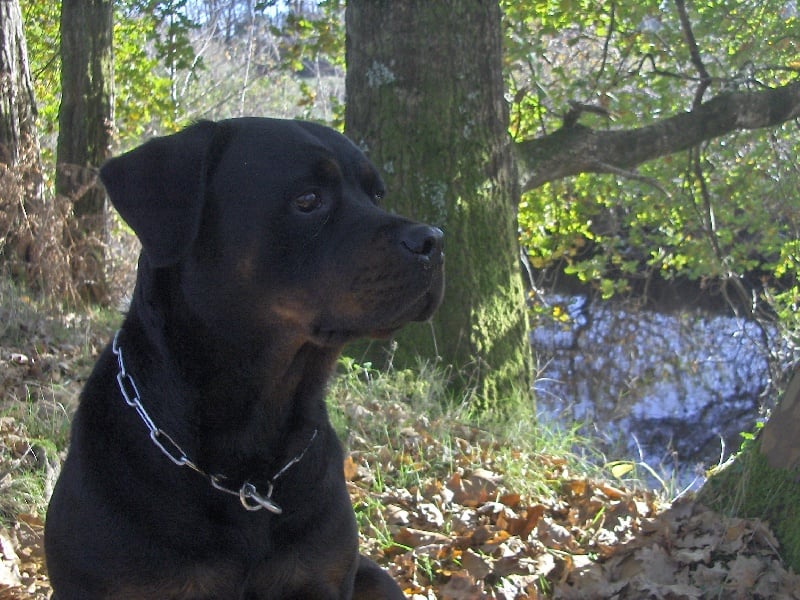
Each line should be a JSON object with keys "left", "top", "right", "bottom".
{"left": 45, "top": 117, "right": 444, "bottom": 599}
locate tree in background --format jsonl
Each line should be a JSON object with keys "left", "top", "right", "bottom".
{"left": 0, "top": 0, "right": 42, "bottom": 276}
{"left": 5, "top": 0, "right": 800, "bottom": 574}
{"left": 505, "top": 0, "right": 799, "bottom": 360}
{"left": 0, "top": 0, "right": 39, "bottom": 169}
{"left": 56, "top": 0, "right": 114, "bottom": 302}
{"left": 345, "top": 0, "right": 800, "bottom": 564}
{"left": 345, "top": 0, "right": 532, "bottom": 409}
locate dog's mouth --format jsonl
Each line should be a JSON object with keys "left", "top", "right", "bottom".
{"left": 310, "top": 274, "right": 444, "bottom": 348}
{"left": 301, "top": 240, "right": 445, "bottom": 349}
{"left": 309, "top": 324, "right": 400, "bottom": 348}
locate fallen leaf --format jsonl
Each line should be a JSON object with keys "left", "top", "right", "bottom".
{"left": 497, "top": 504, "right": 545, "bottom": 539}
{"left": 394, "top": 527, "right": 450, "bottom": 548}
{"left": 342, "top": 455, "right": 359, "bottom": 481}
{"left": 727, "top": 554, "right": 765, "bottom": 593}
{"left": 638, "top": 544, "right": 679, "bottom": 585}
{"left": 460, "top": 549, "right": 492, "bottom": 580}
{"left": 672, "top": 547, "right": 711, "bottom": 564}
{"left": 537, "top": 517, "right": 576, "bottom": 551}
{"left": 446, "top": 470, "right": 501, "bottom": 507}
{"left": 439, "top": 572, "right": 482, "bottom": 600}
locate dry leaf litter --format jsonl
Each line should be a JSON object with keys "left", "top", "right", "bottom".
{"left": 0, "top": 324, "right": 798, "bottom": 599}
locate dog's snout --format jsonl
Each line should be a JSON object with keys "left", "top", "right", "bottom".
{"left": 401, "top": 225, "right": 444, "bottom": 263}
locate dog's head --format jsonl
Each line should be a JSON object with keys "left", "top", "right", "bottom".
{"left": 100, "top": 118, "right": 444, "bottom": 348}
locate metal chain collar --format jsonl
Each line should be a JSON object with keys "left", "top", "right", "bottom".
{"left": 111, "top": 330, "right": 318, "bottom": 514}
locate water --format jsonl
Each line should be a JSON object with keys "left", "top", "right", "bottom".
{"left": 531, "top": 295, "right": 791, "bottom": 490}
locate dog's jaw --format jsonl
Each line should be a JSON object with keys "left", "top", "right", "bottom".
{"left": 309, "top": 277, "right": 444, "bottom": 349}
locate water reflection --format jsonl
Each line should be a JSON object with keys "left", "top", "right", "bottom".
{"left": 531, "top": 295, "right": 790, "bottom": 488}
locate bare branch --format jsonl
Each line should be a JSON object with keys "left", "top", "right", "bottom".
{"left": 595, "top": 2, "right": 615, "bottom": 86}
{"left": 591, "top": 160, "right": 670, "bottom": 197}
{"left": 675, "top": 0, "right": 711, "bottom": 106}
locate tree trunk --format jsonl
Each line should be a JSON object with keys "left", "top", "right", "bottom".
{"left": 698, "top": 367, "right": 800, "bottom": 572}
{"left": 345, "top": 0, "right": 530, "bottom": 408}
{"left": 0, "top": 0, "right": 43, "bottom": 273}
{"left": 0, "top": 0, "right": 38, "bottom": 167}
{"left": 56, "top": 0, "right": 114, "bottom": 303}
{"left": 759, "top": 369, "right": 800, "bottom": 473}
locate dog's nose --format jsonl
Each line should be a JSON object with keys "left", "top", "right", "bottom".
{"left": 401, "top": 225, "right": 444, "bottom": 264}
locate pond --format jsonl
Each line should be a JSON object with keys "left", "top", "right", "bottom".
{"left": 531, "top": 295, "right": 792, "bottom": 490}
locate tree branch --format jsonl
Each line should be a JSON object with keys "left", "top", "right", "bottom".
{"left": 675, "top": 0, "right": 711, "bottom": 107}
{"left": 515, "top": 81, "right": 800, "bottom": 192}
{"left": 595, "top": 2, "right": 615, "bottom": 86}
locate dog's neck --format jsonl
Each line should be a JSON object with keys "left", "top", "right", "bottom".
{"left": 123, "top": 265, "right": 340, "bottom": 478}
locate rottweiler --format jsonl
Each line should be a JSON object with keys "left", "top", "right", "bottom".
{"left": 45, "top": 117, "right": 444, "bottom": 599}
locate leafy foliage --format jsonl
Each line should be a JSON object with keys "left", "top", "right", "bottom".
{"left": 505, "top": 1, "right": 800, "bottom": 349}
{"left": 23, "top": 0, "right": 345, "bottom": 153}
{"left": 21, "top": 2, "right": 60, "bottom": 147}
{"left": 113, "top": 2, "right": 182, "bottom": 140}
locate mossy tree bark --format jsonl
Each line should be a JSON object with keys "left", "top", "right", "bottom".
{"left": 345, "top": 0, "right": 530, "bottom": 409}
{"left": 699, "top": 367, "right": 800, "bottom": 572}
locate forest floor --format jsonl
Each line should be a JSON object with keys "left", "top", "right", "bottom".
{"left": 0, "top": 297, "right": 798, "bottom": 599}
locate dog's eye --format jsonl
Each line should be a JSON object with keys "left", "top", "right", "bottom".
{"left": 293, "top": 192, "right": 322, "bottom": 213}
{"left": 373, "top": 191, "right": 385, "bottom": 205}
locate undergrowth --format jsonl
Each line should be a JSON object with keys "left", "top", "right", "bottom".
{"left": 7, "top": 281, "right": 799, "bottom": 597}
{"left": 0, "top": 277, "right": 667, "bottom": 527}
{"left": 0, "top": 279, "right": 118, "bottom": 522}
{"left": 329, "top": 352, "right": 686, "bottom": 504}
{"left": 330, "top": 354, "right": 637, "bottom": 510}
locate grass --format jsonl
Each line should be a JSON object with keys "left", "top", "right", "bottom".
{"left": 329, "top": 350, "right": 670, "bottom": 504}
{"left": 7, "top": 280, "right": 799, "bottom": 597}
{"left": 0, "top": 278, "right": 119, "bottom": 522}
{"left": 0, "top": 278, "right": 660, "bottom": 574}
{"left": 327, "top": 351, "right": 630, "bottom": 551}
{"left": 0, "top": 276, "right": 653, "bottom": 526}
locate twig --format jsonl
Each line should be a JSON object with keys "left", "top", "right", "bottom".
{"left": 595, "top": 2, "right": 616, "bottom": 86}
{"left": 674, "top": 0, "right": 711, "bottom": 107}
{"left": 591, "top": 160, "right": 671, "bottom": 198}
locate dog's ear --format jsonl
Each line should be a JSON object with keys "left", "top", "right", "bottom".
{"left": 99, "top": 120, "right": 220, "bottom": 268}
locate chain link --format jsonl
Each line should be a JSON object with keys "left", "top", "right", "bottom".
{"left": 111, "top": 330, "right": 318, "bottom": 514}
